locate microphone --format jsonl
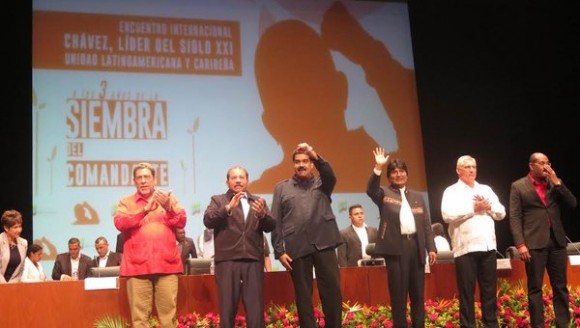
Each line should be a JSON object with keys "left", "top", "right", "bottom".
{"left": 505, "top": 246, "right": 519, "bottom": 259}
{"left": 566, "top": 236, "right": 580, "bottom": 255}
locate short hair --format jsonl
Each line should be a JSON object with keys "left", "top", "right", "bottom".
{"left": 226, "top": 166, "right": 249, "bottom": 180}
{"left": 386, "top": 159, "right": 408, "bottom": 177}
{"left": 292, "top": 148, "right": 313, "bottom": 162}
{"left": 348, "top": 204, "right": 363, "bottom": 215}
{"left": 456, "top": 155, "right": 476, "bottom": 169}
{"left": 432, "top": 222, "right": 446, "bottom": 237}
{"left": 133, "top": 162, "right": 155, "bottom": 178}
{"left": 1, "top": 209, "right": 23, "bottom": 228}
{"left": 95, "top": 236, "right": 108, "bottom": 245}
{"left": 529, "top": 152, "right": 545, "bottom": 163}
{"left": 27, "top": 244, "right": 43, "bottom": 257}
{"left": 68, "top": 237, "right": 81, "bottom": 246}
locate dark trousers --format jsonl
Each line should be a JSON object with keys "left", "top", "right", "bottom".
{"left": 384, "top": 237, "right": 425, "bottom": 328}
{"left": 454, "top": 250, "right": 498, "bottom": 328}
{"left": 526, "top": 237, "right": 570, "bottom": 328}
{"left": 215, "top": 260, "right": 264, "bottom": 328}
{"left": 290, "top": 248, "right": 342, "bottom": 328}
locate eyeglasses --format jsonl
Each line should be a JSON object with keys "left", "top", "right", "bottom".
{"left": 532, "top": 161, "right": 551, "bottom": 166}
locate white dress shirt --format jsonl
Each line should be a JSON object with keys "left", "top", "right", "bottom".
{"left": 352, "top": 224, "right": 371, "bottom": 259}
{"left": 441, "top": 179, "right": 506, "bottom": 257}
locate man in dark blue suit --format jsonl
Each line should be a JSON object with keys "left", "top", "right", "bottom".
{"left": 509, "top": 152, "right": 577, "bottom": 328}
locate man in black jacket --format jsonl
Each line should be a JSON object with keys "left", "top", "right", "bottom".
{"left": 271, "top": 143, "right": 343, "bottom": 328}
{"left": 203, "top": 166, "right": 275, "bottom": 328}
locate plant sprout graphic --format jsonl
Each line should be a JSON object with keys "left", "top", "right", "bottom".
{"left": 187, "top": 117, "right": 200, "bottom": 194}
{"left": 47, "top": 145, "right": 57, "bottom": 194}
{"left": 180, "top": 160, "right": 187, "bottom": 194}
{"left": 33, "top": 89, "right": 46, "bottom": 196}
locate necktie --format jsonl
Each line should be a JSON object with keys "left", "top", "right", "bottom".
{"left": 399, "top": 188, "right": 416, "bottom": 234}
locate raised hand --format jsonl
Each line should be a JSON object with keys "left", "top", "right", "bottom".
{"left": 373, "top": 147, "right": 389, "bottom": 168}
{"left": 297, "top": 142, "right": 318, "bottom": 160}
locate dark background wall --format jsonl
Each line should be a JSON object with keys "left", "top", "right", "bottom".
{"left": 4, "top": 1, "right": 579, "bottom": 255}
{"left": 409, "top": 1, "right": 580, "bottom": 253}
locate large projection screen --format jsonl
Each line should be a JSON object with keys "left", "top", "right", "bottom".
{"left": 32, "top": 0, "right": 425, "bottom": 274}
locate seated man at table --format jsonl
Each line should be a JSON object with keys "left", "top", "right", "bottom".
{"left": 176, "top": 228, "right": 197, "bottom": 270}
{"left": 51, "top": 237, "right": 93, "bottom": 280}
{"left": 93, "top": 236, "right": 122, "bottom": 267}
{"left": 337, "top": 204, "right": 378, "bottom": 267}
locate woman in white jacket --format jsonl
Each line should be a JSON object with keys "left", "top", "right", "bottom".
{"left": 21, "top": 243, "right": 46, "bottom": 282}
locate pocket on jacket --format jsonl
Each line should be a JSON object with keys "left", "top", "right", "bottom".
{"left": 162, "top": 246, "right": 180, "bottom": 264}
{"left": 283, "top": 225, "right": 295, "bottom": 237}
{"left": 127, "top": 242, "right": 148, "bottom": 264}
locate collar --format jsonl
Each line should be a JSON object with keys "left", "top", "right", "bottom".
{"left": 133, "top": 190, "right": 153, "bottom": 204}
{"left": 528, "top": 173, "right": 547, "bottom": 186}
{"left": 292, "top": 174, "right": 314, "bottom": 186}
{"left": 352, "top": 224, "right": 367, "bottom": 231}
{"left": 226, "top": 189, "right": 257, "bottom": 202}
{"left": 389, "top": 185, "right": 405, "bottom": 193}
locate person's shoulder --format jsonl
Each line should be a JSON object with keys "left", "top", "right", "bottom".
{"left": 55, "top": 253, "right": 68, "bottom": 260}
{"left": 442, "top": 180, "right": 462, "bottom": 192}
{"left": 17, "top": 237, "right": 28, "bottom": 246}
{"left": 340, "top": 226, "right": 352, "bottom": 234}
{"left": 475, "top": 182, "right": 496, "bottom": 192}
{"left": 118, "top": 192, "right": 137, "bottom": 202}
{"left": 80, "top": 254, "right": 92, "bottom": 261}
{"left": 367, "top": 225, "right": 378, "bottom": 232}
{"left": 211, "top": 193, "right": 229, "bottom": 200}
{"left": 274, "top": 178, "right": 293, "bottom": 189}
{"left": 443, "top": 180, "right": 459, "bottom": 188}
{"left": 511, "top": 176, "right": 528, "bottom": 185}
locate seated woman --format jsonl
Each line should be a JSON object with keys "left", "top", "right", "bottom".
{"left": 21, "top": 244, "right": 47, "bottom": 282}
{"left": 0, "top": 209, "right": 28, "bottom": 283}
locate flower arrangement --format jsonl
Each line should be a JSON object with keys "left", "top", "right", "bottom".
{"left": 101, "top": 279, "right": 580, "bottom": 327}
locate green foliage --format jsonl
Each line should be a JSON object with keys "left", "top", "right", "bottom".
{"left": 97, "top": 279, "right": 580, "bottom": 327}
{"left": 93, "top": 314, "right": 130, "bottom": 328}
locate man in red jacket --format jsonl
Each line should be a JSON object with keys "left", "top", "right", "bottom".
{"left": 114, "top": 162, "right": 187, "bottom": 328}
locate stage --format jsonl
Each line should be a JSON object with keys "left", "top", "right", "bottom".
{"left": 3, "top": 260, "right": 580, "bottom": 326}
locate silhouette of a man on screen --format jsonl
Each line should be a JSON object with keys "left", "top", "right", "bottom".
{"left": 250, "top": 2, "right": 426, "bottom": 193}
{"left": 73, "top": 201, "right": 99, "bottom": 225}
